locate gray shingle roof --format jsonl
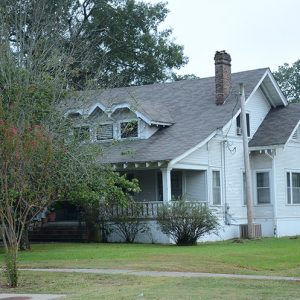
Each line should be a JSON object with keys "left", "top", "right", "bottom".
{"left": 89, "top": 68, "right": 268, "bottom": 164}
{"left": 249, "top": 103, "right": 300, "bottom": 147}
{"left": 63, "top": 88, "right": 174, "bottom": 124}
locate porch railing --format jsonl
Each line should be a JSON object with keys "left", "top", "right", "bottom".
{"left": 107, "top": 201, "right": 207, "bottom": 219}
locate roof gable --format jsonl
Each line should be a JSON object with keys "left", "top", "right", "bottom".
{"left": 249, "top": 103, "right": 300, "bottom": 148}
{"left": 95, "top": 68, "right": 269, "bottom": 163}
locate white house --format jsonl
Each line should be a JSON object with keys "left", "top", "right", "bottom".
{"left": 64, "top": 51, "right": 300, "bottom": 243}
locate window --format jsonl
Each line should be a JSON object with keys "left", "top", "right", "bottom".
{"left": 156, "top": 171, "right": 183, "bottom": 201}
{"left": 171, "top": 171, "right": 182, "bottom": 199}
{"left": 157, "top": 172, "right": 163, "bottom": 201}
{"left": 236, "top": 113, "right": 250, "bottom": 137}
{"left": 96, "top": 124, "right": 113, "bottom": 140}
{"left": 73, "top": 126, "right": 90, "bottom": 142}
{"left": 120, "top": 120, "right": 138, "bottom": 138}
{"left": 256, "top": 172, "right": 270, "bottom": 204}
{"left": 212, "top": 170, "right": 221, "bottom": 205}
{"left": 287, "top": 172, "right": 300, "bottom": 204}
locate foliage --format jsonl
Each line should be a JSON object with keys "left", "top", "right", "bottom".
{"left": 171, "top": 73, "right": 199, "bottom": 81}
{"left": 110, "top": 202, "right": 149, "bottom": 243}
{"left": 0, "top": 0, "right": 102, "bottom": 286}
{"left": 67, "top": 171, "right": 140, "bottom": 242}
{"left": 273, "top": 60, "right": 300, "bottom": 102}
{"left": 157, "top": 199, "right": 219, "bottom": 245}
{"left": 0, "top": 0, "right": 188, "bottom": 89}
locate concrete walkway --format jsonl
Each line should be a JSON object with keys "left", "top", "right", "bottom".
{"left": 0, "top": 294, "right": 64, "bottom": 300}
{"left": 20, "top": 268, "right": 300, "bottom": 282}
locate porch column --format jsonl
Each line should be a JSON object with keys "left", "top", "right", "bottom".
{"left": 161, "top": 168, "right": 172, "bottom": 202}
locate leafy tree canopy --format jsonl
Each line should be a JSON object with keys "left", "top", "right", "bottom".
{"left": 1, "top": 0, "right": 189, "bottom": 89}
{"left": 273, "top": 59, "right": 300, "bottom": 102}
{"left": 0, "top": 0, "right": 143, "bottom": 285}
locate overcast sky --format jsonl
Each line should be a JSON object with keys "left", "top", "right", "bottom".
{"left": 147, "top": 0, "right": 300, "bottom": 78}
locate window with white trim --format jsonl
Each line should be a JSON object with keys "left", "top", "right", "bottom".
{"left": 236, "top": 113, "right": 250, "bottom": 137}
{"left": 96, "top": 124, "right": 113, "bottom": 140}
{"left": 120, "top": 120, "right": 138, "bottom": 138}
{"left": 287, "top": 172, "right": 300, "bottom": 204}
{"left": 212, "top": 170, "right": 221, "bottom": 205}
{"left": 256, "top": 172, "right": 270, "bottom": 204}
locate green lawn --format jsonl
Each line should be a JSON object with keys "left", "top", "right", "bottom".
{"left": 1, "top": 238, "right": 300, "bottom": 298}
{"left": 1, "top": 237, "right": 300, "bottom": 276}
{"left": 1, "top": 271, "right": 300, "bottom": 300}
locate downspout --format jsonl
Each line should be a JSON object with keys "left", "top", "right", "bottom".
{"left": 271, "top": 152, "right": 278, "bottom": 237}
{"left": 221, "top": 139, "right": 229, "bottom": 225}
{"left": 263, "top": 149, "right": 277, "bottom": 237}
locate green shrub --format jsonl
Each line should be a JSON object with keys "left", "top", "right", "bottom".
{"left": 111, "top": 203, "right": 149, "bottom": 243}
{"left": 157, "top": 199, "right": 219, "bottom": 245}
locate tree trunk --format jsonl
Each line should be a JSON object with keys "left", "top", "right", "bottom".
{"left": 86, "top": 220, "right": 101, "bottom": 242}
{"left": 20, "top": 225, "right": 31, "bottom": 251}
{"left": 4, "top": 246, "right": 18, "bottom": 287}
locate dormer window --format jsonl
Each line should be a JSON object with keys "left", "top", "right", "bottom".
{"left": 73, "top": 126, "right": 90, "bottom": 142}
{"left": 96, "top": 124, "right": 113, "bottom": 141}
{"left": 236, "top": 113, "right": 250, "bottom": 137}
{"left": 120, "top": 120, "right": 138, "bottom": 139}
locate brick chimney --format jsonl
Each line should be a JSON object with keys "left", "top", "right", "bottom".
{"left": 214, "top": 50, "right": 231, "bottom": 105}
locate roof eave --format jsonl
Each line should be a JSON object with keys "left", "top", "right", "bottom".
{"left": 249, "top": 144, "right": 284, "bottom": 151}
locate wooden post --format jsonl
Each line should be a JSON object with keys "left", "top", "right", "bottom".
{"left": 240, "top": 83, "right": 254, "bottom": 239}
{"left": 161, "top": 168, "right": 172, "bottom": 202}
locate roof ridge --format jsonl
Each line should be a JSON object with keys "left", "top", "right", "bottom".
{"left": 72, "top": 68, "right": 269, "bottom": 94}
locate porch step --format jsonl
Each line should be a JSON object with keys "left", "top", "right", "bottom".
{"left": 29, "top": 222, "right": 88, "bottom": 242}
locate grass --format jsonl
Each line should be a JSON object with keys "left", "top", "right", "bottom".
{"left": 0, "top": 237, "right": 299, "bottom": 277}
{"left": 1, "top": 238, "right": 300, "bottom": 298}
{"left": 1, "top": 271, "right": 300, "bottom": 300}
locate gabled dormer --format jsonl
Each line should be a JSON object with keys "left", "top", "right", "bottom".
{"left": 64, "top": 100, "right": 173, "bottom": 143}
{"left": 221, "top": 68, "right": 288, "bottom": 139}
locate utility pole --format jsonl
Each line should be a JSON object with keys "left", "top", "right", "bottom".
{"left": 240, "top": 83, "right": 254, "bottom": 239}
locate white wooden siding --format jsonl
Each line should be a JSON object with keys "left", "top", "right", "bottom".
{"left": 139, "top": 120, "right": 159, "bottom": 139}
{"left": 184, "top": 170, "right": 207, "bottom": 202}
{"left": 250, "top": 153, "right": 272, "bottom": 170}
{"left": 274, "top": 145, "right": 300, "bottom": 218}
{"left": 89, "top": 112, "right": 110, "bottom": 124}
{"left": 179, "top": 144, "right": 209, "bottom": 165}
{"left": 222, "top": 140, "right": 247, "bottom": 219}
{"left": 246, "top": 88, "right": 271, "bottom": 137}
{"left": 224, "top": 87, "right": 271, "bottom": 137}
{"left": 111, "top": 108, "right": 136, "bottom": 120}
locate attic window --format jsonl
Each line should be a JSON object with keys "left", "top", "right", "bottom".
{"left": 120, "top": 120, "right": 138, "bottom": 138}
{"left": 96, "top": 124, "right": 113, "bottom": 140}
{"left": 236, "top": 113, "right": 250, "bottom": 137}
{"left": 73, "top": 126, "right": 90, "bottom": 142}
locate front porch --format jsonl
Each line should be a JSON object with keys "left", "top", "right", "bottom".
{"left": 119, "top": 167, "right": 208, "bottom": 204}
